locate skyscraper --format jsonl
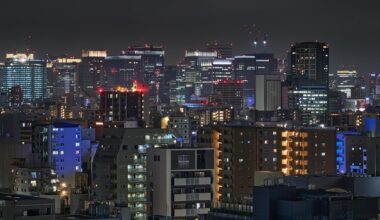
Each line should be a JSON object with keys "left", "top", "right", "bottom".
{"left": 255, "top": 74, "right": 282, "bottom": 111}
{"left": 3, "top": 53, "right": 48, "bottom": 103}
{"left": 289, "top": 42, "right": 329, "bottom": 86}
{"left": 287, "top": 42, "right": 329, "bottom": 126}
{"left": 206, "top": 42, "right": 233, "bottom": 59}
{"left": 335, "top": 66, "right": 358, "bottom": 98}
{"left": 127, "top": 45, "right": 164, "bottom": 104}
{"left": 105, "top": 55, "right": 142, "bottom": 90}
{"left": 78, "top": 50, "right": 107, "bottom": 100}
{"left": 178, "top": 51, "right": 216, "bottom": 98}
{"left": 99, "top": 85, "right": 148, "bottom": 126}
{"left": 50, "top": 57, "right": 81, "bottom": 103}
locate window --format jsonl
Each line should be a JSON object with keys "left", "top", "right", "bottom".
{"left": 52, "top": 151, "right": 59, "bottom": 155}
{"left": 75, "top": 142, "right": 80, "bottom": 147}
{"left": 154, "top": 155, "right": 160, "bottom": 161}
{"left": 76, "top": 150, "right": 80, "bottom": 155}
{"left": 178, "top": 155, "right": 190, "bottom": 169}
{"left": 60, "top": 150, "right": 64, "bottom": 155}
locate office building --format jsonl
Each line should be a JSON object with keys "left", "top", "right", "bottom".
{"left": 211, "top": 59, "right": 233, "bottom": 83}
{"left": 127, "top": 45, "right": 164, "bottom": 104}
{"left": 78, "top": 50, "right": 107, "bottom": 101}
{"left": 213, "top": 80, "right": 244, "bottom": 109}
{"left": 206, "top": 42, "right": 233, "bottom": 59}
{"left": 8, "top": 85, "right": 23, "bottom": 107}
{"left": 255, "top": 74, "right": 282, "bottom": 111}
{"left": 335, "top": 66, "right": 358, "bottom": 98}
{"left": 288, "top": 42, "right": 329, "bottom": 86}
{"left": 253, "top": 53, "right": 278, "bottom": 75}
{"left": 50, "top": 57, "right": 81, "bottom": 102}
{"left": 147, "top": 147, "right": 216, "bottom": 219}
{"left": 233, "top": 55, "right": 256, "bottom": 106}
{"left": 105, "top": 55, "right": 142, "bottom": 90}
{"left": 3, "top": 53, "right": 48, "bottom": 103}
{"left": 287, "top": 42, "right": 329, "bottom": 126}
{"left": 179, "top": 51, "right": 217, "bottom": 97}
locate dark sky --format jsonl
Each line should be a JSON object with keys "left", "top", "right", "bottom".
{"left": 0, "top": 0, "right": 379, "bottom": 74}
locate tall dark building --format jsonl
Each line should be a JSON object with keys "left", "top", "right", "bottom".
{"left": 288, "top": 42, "right": 329, "bottom": 87}
{"left": 127, "top": 45, "right": 164, "bottom": 104}
{"left": 253, "top": 53, "right": 278, "bottom": 75}
{"left": 213, "top": 80, "right": 244, "bottom": 109}
{"left": 78, "top": 50, "right": 107, "bottom": 100}
{"left": 206, "top": 42, "right": 233, "bottom": 59}
{"left": 50, "top": 57, "right": 81, "bottom": 103}
{"left": 287, "top": 42, "right": 329, "bottom": 126}
{"left": 99, "top": 88, "right": 148, "bottom": 126}
{"left": 105, "top": 55, "right": 142, "bottom": 90}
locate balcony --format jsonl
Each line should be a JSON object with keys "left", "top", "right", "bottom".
{"left": 174, "top": 177, "right": 211, "bottom": 186}
{"left": 128, "top": 187, "right": 147, "bottom": 193}
{"left": 128, "top": 197, "right": 147, "bottom": 202}
{"left": 128, "top": 177, "right": 146, "bottom": 183}
{"left": 174, "top": 208, "right": 210, "bottom": 217}
{"left": 128, "top": 168, "right": 147, "bottom": 174}
{"left": 174, "top": 193, "right": 211, "bottom": 202}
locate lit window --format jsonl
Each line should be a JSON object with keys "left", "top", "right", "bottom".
{"left": 30, "top": 180, "right": 37, "bottom": 187}
{"left": 321, "top": 152, "right": 326, "bottom": 156}
{"left": 75, "top": 142, "right": 80, "bottom": 147}
{"left": 76, "top": 150, "right": 80, "bottom": 155}
{"left": 52, "top": 151, "right": 59, "bottom": 155}
{"left": 60, "top": 150, "right": 64, "bottom": 155}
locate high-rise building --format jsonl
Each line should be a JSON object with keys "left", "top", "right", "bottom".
{"left": 105, "top": 55, "right": 142, "bottom": 90}
{"left": 127, "top": 45, "right": 164, "bottom": 104}
{"left": 255, "top": 74, "right": 282, "bottom": 111}
{"left": 289, "top": 42, "right": 329, "bottom": 86}
{"left": 211, "top": 59, "right": 233, "bottom": 83}
{"left": 92, "top": 127, "right": 175, "bottom": 219}
{"left": 3, "top": 53, "right": 48, "bottom": 103}
{"left": 78, "top": 50, "right": 107, "bottom": 101}
{"left": 50, "top": 57, "right": 81, "bottom": 103}
{"left": 179, "top": 51, "right": 217, "bottom": 97}
{"left": 233, "top": 55, "right": 256, "bottom": 106}
{"left": 147, "top": 147, "right": 216, "bottom": 219}
{"left": 288, "top": 84, "right": 328, "bottom": 126}
{"left": 253, "top": 53, "right": 278, "bottom": 75}
{"left": 335, "top": 66, "right": 358, "bottom": 98}
{"left": 206, "top": 42, "right": 233, "bottom": 59}
{"left": 32, "top": 122, "right": 83, "bottom": 187}
{"left": 287, "top": 42, "right": 329, "bottom": 126}
{"left": 98, "top": 84, "right": 148, "bottom": 126}
{"left": 213, "top": 80, "right": 244, "bottom": 109}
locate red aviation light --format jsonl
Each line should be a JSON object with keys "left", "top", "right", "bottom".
{"left": 97, "top": 87, "right": 104, "bottom": 94}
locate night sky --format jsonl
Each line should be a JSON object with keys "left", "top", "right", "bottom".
{"left": 0, "top": 0, "right": 379, "bottom": 74}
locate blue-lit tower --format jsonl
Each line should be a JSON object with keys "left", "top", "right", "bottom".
{"left": 3, "top": 53, "right": 48, "bottom": 103}
{"left": 49, "top": 122, "right": 82, "bottom": 187}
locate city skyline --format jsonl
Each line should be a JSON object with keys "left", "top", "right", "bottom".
{"left": 0, "top": 0, "right": 379, "bottom": 74}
